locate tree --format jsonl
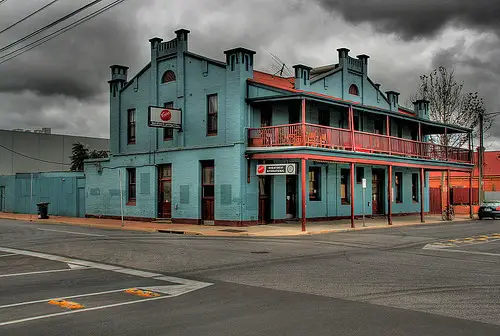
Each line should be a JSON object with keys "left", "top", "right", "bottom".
{"left": 408, "top": 66, "right": 492, "bottom": 148}
{"left": 70, "top": 142, "right": 108, "bottom": 171}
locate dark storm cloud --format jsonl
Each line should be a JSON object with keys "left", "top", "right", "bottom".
{"left": 315, "top": 0, "right": 500, "bottom": 39}
{"left": 0, "top": 0, "right": 142, "bottom": 100}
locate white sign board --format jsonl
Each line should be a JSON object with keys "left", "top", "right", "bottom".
{"left": 362, "top": 178, "right": 367, "bottom": 189}
{"left": 148, "top": 106, "right": 182, "bottom": 129}
{"left": 256, "top": 163, "right": 297, "bottom": 175}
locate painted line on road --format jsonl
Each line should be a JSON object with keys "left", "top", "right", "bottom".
{"left": 0, "top": 267, "right": 91, "bottom": 278}
{"left": 0, "top": 253, "right": 17, "bottom": 258}
{"left": 0, "top": 288, "right": 129, "bottom": 310}
{"left": 0, "top": 295, "right": 171, "bottom": 327}
{"left": 36, "top": 228, "right": 107, "bottom": 237}
{"left": 423, "top": 244, "right": 500, "bottom": 257}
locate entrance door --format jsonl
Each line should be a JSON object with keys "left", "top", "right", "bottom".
{"left": 372, "top": 169, "right": 384, "bottom": 215}
{"left": 258, "top": 176, "right": 272, "bottom": 224}
{"left": 201, "top": 162, "right": 215, "bottom": 224}
{"left": 286, "top": 176, "right": 297, "bottom": 219}
{"left": 158, "top": 165, "right": 172, "bottom": 218}
{"left": 0, "top": 186, "right": 4, "bottom": 212}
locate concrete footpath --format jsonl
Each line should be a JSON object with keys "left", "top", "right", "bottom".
{"left": 0, "top": 212, "right": 474, "bottom": 237}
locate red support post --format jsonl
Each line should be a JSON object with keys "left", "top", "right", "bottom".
{"left": 350, "top": 162, "right": 355, "bottom": 228}
{"left": 420, "top": 168, "right": 425, "bottom": 223}
{"left": 469, "top": 170, "right": 474, "bottom": 219}
{"left": 301, "top": 99, "right": 306, "bottom": 146}
{"left": 447, "top": 170, "right": 451, "bottom": 220}
{"left": 301, "top": 158, "right": 307, "bottom": 232}
{"left": 349, "top": 106, "right": 355, "bottom": 151}
{"left": 388, "top": 165, "right": 393, "bottom": 225}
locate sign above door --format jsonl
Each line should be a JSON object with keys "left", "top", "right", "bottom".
{"left": 256, "top": 163, "right": 297, "bottom": 175}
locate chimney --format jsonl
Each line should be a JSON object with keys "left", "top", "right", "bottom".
{"left": 385, "top": 90, "right": 400, "bottom": 111}
{"left": 337, "top": 48, "right": 350, "bottom": 67}
{"left": 292, "top": 64, "right": 312, "bottom": 90}
{"left": 175, "top": 29, "right": 190, "bottom": 52}
{"left": 109, "top": 65, "right": 128, "bottom": 82}
{"left": 413, "top": 99, "right": 430, "bottom": 119}
{"left": 357, "top": 54, "right": 369, "bottom": 76}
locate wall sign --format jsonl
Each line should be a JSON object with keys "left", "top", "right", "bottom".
{"left": 256, "top": 163, "right": 297, "bottom": 175}
{"left": 148, "top": 106, "right": 182, "bottom": 129}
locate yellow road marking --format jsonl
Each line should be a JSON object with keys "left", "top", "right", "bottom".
{"left": 48, "top": 299, "right": 84, "bottom": 310}
{"left": 463, "top": 238, "right": 474, "bottom": 241}
{"left": 124, "top": 288, "right": 161, "bottom": 298}
{"left": 476, "top": 238, "right": 488, "bottom": 241}
{"left": 448, "top": 240, "right": 458, "bottom": 243}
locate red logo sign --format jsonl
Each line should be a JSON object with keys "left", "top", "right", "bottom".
{"left": 257, "top": 165, "right": 265, "bottom": 174}
{"left": 160, "top": 109, "right": 172, "bottom": 121}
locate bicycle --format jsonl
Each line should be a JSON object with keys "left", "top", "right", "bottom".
{"left": 441, "top": 205, "right": 455, "bottom": 221}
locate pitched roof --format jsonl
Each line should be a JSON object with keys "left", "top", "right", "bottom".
{"left": 250, "top": 71, "right": 296, "bottom": 91}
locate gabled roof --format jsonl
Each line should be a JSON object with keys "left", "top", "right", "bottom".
{"left": 310, "top": 64, "right": 341, "bottom": 82}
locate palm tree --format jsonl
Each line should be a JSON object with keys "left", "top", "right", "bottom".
{"left": 70, "top": 142, "right": 108, "bottom": 171}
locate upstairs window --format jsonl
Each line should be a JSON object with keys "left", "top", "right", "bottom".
{"left": 349, "top": 84, "right": 359, "bottom": 96}
{"left": 207, "top": 94, "right": 218, "bottom": 135}
{"left": 127, "top": 109, "right": 136, "bottom": 144}
{"left": 161, "top": 70, "right": 176, "bottom": 83}
{"left": 163, "top": 102, "right": 174, "bottom": 141}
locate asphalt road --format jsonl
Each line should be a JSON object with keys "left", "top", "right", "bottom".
{"left": 0, "top": 218, "right": 500, "bottom": 335}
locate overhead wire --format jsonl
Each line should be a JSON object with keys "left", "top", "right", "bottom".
{"left": 0, "top": 0, "right": 61, "bottom": 36}
{"left": 0, "top": 143, "right": 70, "bottom": 165}
{"left": 0, "top": 0, "right": 10, "bottom": 7}
{"left": 0, "top": 0, "right": 130, "bottom": 65}
{"left": 0, "top": 0, "right": 106, "bottom": 53}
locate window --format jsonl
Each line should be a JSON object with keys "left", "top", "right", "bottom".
{"left": 356, "top": 167, "right": 364, "bottom": 184}
{"left": 207, "top": 94, "right": 218, "bottom": 135}
{"left": 412, "top": 173, "right": 419, "bottom": 202}
{"left": 397, "top": 124, "right": 403, "bottom": 138}
{"left": 161, "top": 70, "right": 176, "bottom": 83}
{"left": 395, "top": 172, "right": 403, "bottom": 203}
{"left": 374, "top": 119, "right": 384, "bottom": 135}
{"left": 289, "top": 108, "right": 299, "bottom": 124}
{"left": 318, "top": 109, "right": 330, "bottom": 126}
{"left": 127, "top": 109, "right": 136, "bottom": 144}
{"left": 341, "top": 168, "right": 350, "bottom": 205}
{"left": 127, "top": 168, "right": 136, "bottom": 203}
{"left": 261, "top": 108, "right": 272, "bottom": 127}
{"left": 354, "top": 115, "right": 360, "bottom": 131}
{"left": 202, "top": 163, "right": 214, "bottom": 198}
{"left": 349, "top": 84, "right": 359, "bottom": 96}
{"left": 309, "top": 167, "right": 321, "bottom": 201}
{"left": 163, "top": 102, "right": 174, "bottom": 141}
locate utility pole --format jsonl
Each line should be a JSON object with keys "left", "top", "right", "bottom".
{"left": 478, "top": 111, "right": 484, "bottom": 205}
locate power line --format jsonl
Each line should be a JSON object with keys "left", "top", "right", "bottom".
{"left": 0, "top": 0, "right": 106, "bottom": 53}
{"left": 0, "top": 0, "right": 10, "bottom": 7}
{"left": 0, "top": 143, "right": 70, "bottom": 165}
{"left": 0, "top": 0, "right": 130, "bottom": 65}
{"left": 0, "top": 0, "right": 60, "bottom": 36}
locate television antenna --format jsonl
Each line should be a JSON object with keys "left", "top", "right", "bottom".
{"left": 268, "top": 52, "right": 293, "bottom": 78}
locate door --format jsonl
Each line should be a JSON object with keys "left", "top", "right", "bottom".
{"left": 201, "top": 162, "right": 215, "bottom": 224}
{"left": 0, "top": 186, "right": 4, "bottom": 212}
{"left": 158, "top": 165, "right": 172, "bottom": 218}
{"left": 286, "top": 176, "right": 297, "bottom": 219}
{"left": 372, "top": 169, "right": 384, "bottom": 214}
{"left": 429, "top": 187, "right": 442, "bottom": 214}
{"left": 258, "top": 176, "right": 272, "bottom": 224}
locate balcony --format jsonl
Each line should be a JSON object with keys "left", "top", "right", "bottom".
{"left": 247, "top": 123, "right": 472, "bottom": 164}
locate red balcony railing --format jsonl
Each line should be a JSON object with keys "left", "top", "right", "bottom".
{"left": 247, "top": 123, "right": 472, "bottom": 164}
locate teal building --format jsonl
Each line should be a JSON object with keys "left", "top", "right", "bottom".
{"left": 84, "top": 28, "right": 473, "bottom": 227}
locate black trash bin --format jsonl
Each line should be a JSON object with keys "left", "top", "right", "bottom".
{"left": 36, "top": 202, "right": 49, "bottom": 219}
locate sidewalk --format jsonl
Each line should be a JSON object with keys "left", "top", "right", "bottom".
{"left": 0, "top": 212, "right": 474, "bottom": 237}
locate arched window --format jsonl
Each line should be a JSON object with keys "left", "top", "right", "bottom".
{"left": 161, "top": 70, "right": 176, "bottom": 84}
{"left": 349, "top": 84, "right": 359, "bottom": 96}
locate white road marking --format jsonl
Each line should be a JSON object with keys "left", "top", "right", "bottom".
{"left": 423, "top": 244, "right": 500, "bottom": 257}
{"left": 36, "top": 228, "right": 106, "bottom": 237}
{"left": 67, "top": 263, "right": 88, "bottom": 270}
{"left": 0, "top": 296, "right": 171, "bottom": 327}
{"left": 0, "top": 288, "right": 128, "bottom": 309}
{"left": 0, "top": 253, "right": 16, "bottom": 258}
{"left": 0, "top": 268, "right": 90, "bottom": 278}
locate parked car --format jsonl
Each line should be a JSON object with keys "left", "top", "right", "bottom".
{"left": 477, "top": 201, "right": 500, "bottom": 219}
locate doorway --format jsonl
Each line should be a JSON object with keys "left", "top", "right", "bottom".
{"left": 201, "top": 161, "right": 215, "bottom": 224}
{"left": 0, "top": 186, "right": 4, "bottom": 212}
{"left": 158, "top": 164, "right": 172, "bottom": 219}
{"left": 286, "top": 176, "right": 297, "bottom": 219}
{"left": 372, "top": 169, "right": 385, "bottom": 215}
{"left": 258, "top": 176, "right": 272, "bottom": 224}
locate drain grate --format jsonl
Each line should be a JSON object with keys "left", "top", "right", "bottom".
{"left": 218, "top": 229, "right": 247, "bottom": 233}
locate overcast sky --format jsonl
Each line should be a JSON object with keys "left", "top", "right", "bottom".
{"left": 0, "top": 0, "right": 499, "bottom": 148}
